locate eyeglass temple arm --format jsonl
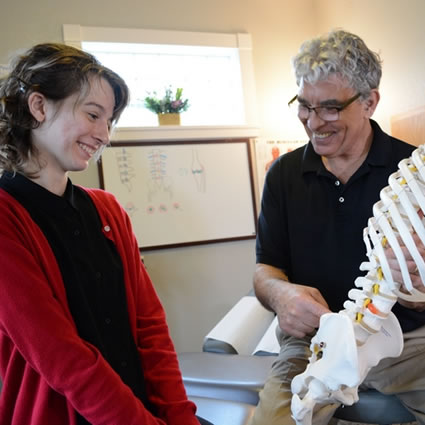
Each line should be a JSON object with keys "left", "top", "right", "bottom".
{"left": 288, "top": 94, "right": 298, "bottom": 107}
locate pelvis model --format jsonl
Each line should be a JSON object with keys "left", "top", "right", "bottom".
{"left": 291, "top": 145, "right": 425, "bottom": 425}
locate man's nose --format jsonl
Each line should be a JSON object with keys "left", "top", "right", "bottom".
{"left": 306, "top": 110, "right": 326, "bottom": 130}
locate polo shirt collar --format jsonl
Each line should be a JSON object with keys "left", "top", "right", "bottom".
{"left": 366, "top": 119, "right": 393, "bottom": 167}
{"left": 0, "top": 171, "right": 77, "bottom": 215}
{"left": 301, "top": 119, "right": 391, "bottom": 176}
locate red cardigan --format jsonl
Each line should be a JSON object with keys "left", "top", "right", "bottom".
{"left": 0, "top": 187, "right": 198, "bottom": 425}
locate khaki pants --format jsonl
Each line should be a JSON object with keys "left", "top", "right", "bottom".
{"left": 250, "top": 325, "right": 425, "bottom": 425}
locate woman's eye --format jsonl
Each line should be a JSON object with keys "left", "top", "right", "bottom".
{"left": 88, "top": 113, "right": 98, "bottom": 120}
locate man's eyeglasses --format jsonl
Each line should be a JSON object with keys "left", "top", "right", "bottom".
{"left": 288, "top": 93, "right": 362, "bottom": 121}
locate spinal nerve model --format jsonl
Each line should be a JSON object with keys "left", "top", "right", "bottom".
{"left": 291, "top": 145, "right": 425, "bottom": 425}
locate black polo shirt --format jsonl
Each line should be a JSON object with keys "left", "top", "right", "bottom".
{"left": 256, "top": 120, "right": 425, "bottom": 332}
{"left": 0, "top": 172, "right": 149, "bottom": 424}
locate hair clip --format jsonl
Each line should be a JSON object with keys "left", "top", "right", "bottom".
{"left": 13, "top": 77, "right": 29, "bottom": 95}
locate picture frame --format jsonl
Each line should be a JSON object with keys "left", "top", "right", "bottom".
{"left": 98, "top": 139, "right": 257, "bottom": 250}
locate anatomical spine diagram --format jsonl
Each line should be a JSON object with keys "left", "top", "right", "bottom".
{"left": 291, "top": 145, "right": 425, "bottom": 425}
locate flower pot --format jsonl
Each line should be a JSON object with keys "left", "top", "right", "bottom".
{"left": 157, "top": 113, "right": 181, "bottom": 126}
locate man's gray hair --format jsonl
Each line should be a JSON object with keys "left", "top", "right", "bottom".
{"left": 292, "top": 29, "right": 382, "bottom": 97}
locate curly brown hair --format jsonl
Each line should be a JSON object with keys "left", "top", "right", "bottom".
{"left": 0, "top": 43, "right": 129, "bottom": 174}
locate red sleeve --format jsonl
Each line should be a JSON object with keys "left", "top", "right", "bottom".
{"left": 0, "top": 192, "right": 167, "bottom": 425}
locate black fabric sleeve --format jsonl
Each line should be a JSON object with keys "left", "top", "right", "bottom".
{"left": 255, "top": 159, "right": 290, "bottom": 274}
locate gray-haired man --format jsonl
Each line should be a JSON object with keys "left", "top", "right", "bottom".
{"left": 252, "top": 29, "right": 425, "bottom": 425}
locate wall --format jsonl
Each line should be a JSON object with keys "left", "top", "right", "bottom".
{"left": 0, "top": 0, "right": 315, "bottom": 352}
{"left": 313, "top": 0, "right": 425, "bottom": 133}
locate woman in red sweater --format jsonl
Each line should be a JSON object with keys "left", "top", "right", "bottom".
{"left": 0, "top": 42, "right": 211, "bottom": 425}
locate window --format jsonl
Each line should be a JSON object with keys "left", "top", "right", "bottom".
{"left": 63, "top": 25, "right": 258, "bottom": 130}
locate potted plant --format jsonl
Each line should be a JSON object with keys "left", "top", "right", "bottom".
{"left": 144, "top": 86, "right": 190, "bottom": 125}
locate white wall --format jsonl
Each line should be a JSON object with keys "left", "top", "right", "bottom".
{"left": 2, "top": 0, "right": 424, "bottom": 352}
{"left": 314, "top": 0, "right": 425, "bottom": 133}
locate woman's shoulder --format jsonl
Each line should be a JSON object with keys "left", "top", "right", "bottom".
{"left": 78, "top": 186, "right": 119, "bottom": 206}
{"left": 0, "top": 188, "right": 29, "bottom": 215}
{"left": 78, "top": 186, "right": 127, "bottom": 224}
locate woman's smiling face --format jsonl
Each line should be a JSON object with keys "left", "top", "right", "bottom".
{"left": 30, "top": 76, "right": 115, "bottom": 179}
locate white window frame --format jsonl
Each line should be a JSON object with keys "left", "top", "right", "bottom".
{"left": 63, "top": 24, "right": 259, "bottom": 141}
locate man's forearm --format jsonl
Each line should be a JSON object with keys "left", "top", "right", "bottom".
{"left": 253, "top": 263, "right": 290, "bottom": 313}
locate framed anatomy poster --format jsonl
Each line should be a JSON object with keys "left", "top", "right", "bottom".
{"left": 98, "top": 139, "right": 257, "bottom": 250}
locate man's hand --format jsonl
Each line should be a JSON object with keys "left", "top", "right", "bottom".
{"left": 253, "top": 263, "right": 330, "bottom": 338}
{"left": 274, "top": 284, "right": 331, "bottom": 338}
{"left": 385, "top": 232, "right": 425, "bottom": 311}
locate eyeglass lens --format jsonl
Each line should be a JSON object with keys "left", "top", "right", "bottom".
{"left": 297, "top": 106, "right": 340, "bottom": 121}
{"left": 292, "top": 93, "right": 361, "bottom": 122}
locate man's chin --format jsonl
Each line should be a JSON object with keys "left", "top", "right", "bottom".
{"left": 311, "top": 143, "right": 336, "bottom": 157}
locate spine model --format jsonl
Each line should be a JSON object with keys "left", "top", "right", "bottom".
{"left": 290, "top": 145, "right": 425, "bottom": 425}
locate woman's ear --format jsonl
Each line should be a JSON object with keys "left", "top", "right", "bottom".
{"left": 28, "top": 92, "right": 48, "bottom": 123}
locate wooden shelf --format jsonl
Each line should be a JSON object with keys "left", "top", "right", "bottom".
{"left": 111, "top": 125, "right": 260, "bottom": 142}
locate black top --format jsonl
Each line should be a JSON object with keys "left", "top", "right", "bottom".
{"left": 0, "top": 172, "right": 149, "bottom": 424}
{"left": 256, "top": 120, "right": 424, "bottom": 332}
